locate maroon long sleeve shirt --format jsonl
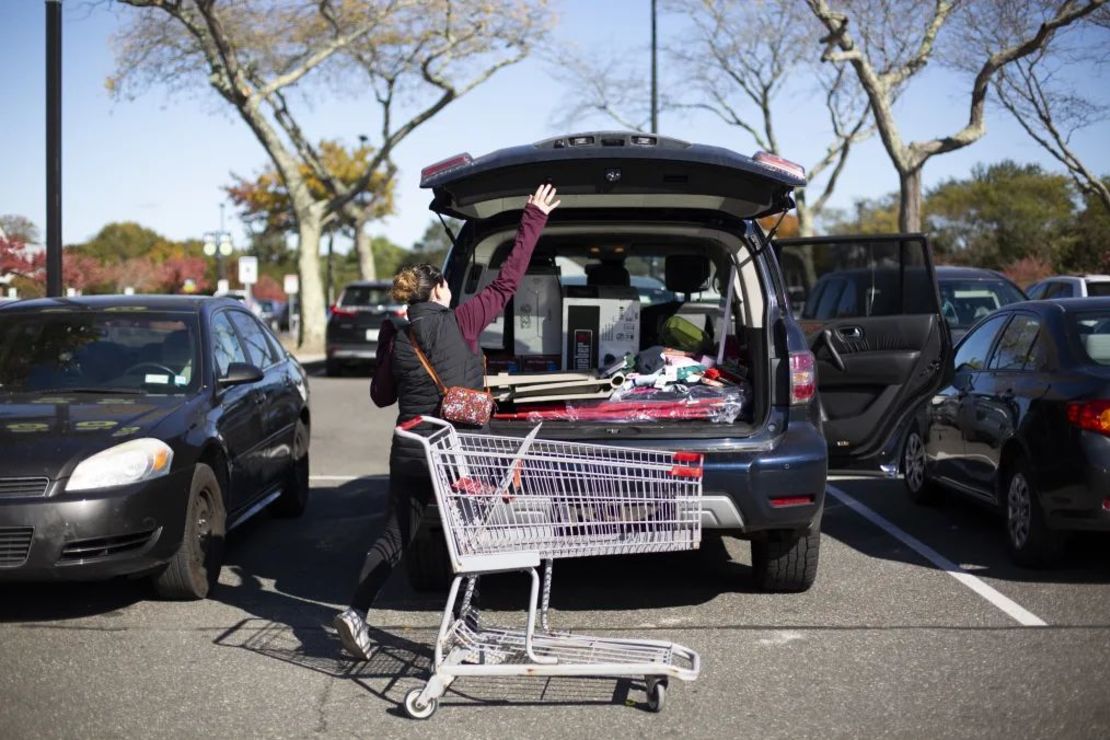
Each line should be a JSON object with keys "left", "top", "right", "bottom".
{"left": 370, "top": 204, "right": 549, "bottom": 407}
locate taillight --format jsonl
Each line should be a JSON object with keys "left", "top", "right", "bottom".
{"left": 790, "top": 351, "right": 816, "bottom": 405}
{"left": 330, "top": 305, "right": 357, "bottom": 318}
{"left": 393, "top": 307, "right": 408, "bottom": 318}
{"left": 1067, "top": 399, "right": 1110, "bottom": 436}
{"left": 420, "top": 153, "right": 473, "bottom": 184}
{"left": 753, "top": 151, "right": 806, "bottom": 180}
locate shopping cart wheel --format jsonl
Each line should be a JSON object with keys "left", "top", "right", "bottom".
{"left": 403, "top": 688, "right": 438, "bottom": 720}
{"left": 645, "top": 677, "right": 667, "bottom": 713}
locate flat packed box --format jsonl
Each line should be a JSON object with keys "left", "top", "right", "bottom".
{"left": 513, "top": 269, "right": 562, "bottom": 357}
{"left": 562, "top": 286, "right": 641, "bottom": 371}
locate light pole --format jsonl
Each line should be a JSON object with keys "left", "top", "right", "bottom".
{"left": 650, "top": 0, "right": 658, "bottom": 134}
{"left": 45, "top": 0, "right": 63, "bottom": 297}
{"left": 202, "top": 204, "right": 234, "bottom": 292}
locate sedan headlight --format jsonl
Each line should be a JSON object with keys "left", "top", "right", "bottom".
{"left": 67, "top": 438, "right": 174, "bottom": 492}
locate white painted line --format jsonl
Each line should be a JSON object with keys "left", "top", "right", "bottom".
{"left": 826, "top": 484, "right": 1047, "bottom": 627}
{"left": 310, "top": 475, "right": 361, "bottom": 482}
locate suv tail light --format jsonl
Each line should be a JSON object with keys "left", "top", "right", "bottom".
{"left": 790, "top": 351, "right": 816, "bottom": 405}
{"left": 330, "top": 305, "right": 357, "bottom": 319}
{"left": 753, "top": 151, "right": 806, "bottom": 180}
{"left": 420, "top": 153, "right": 473, "bottom": 185}
{"left": 1067, "top": 399, "right": 1110, "bottom": 436}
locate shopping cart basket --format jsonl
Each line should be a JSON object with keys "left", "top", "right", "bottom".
{"left": 393, "top": 415, "right": 703, "bottom": 719}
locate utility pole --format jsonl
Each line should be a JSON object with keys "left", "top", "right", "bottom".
{"left": 45, "top": 0, "right": 63, "bottom": 297}
{"left": 650, "top": 0, "right": 658, "bottom": 134}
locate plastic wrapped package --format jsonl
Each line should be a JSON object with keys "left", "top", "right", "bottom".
{"left": 494, "top": 380, "right": 753, "bottom": 424}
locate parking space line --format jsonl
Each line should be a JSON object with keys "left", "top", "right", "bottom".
{"left": 826, "top": 484, "right": 1047, "bottom": 627}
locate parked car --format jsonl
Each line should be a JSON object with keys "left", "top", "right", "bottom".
{"left": 0, "top": 295, "right": 311, "bottom": 599}
{"left": 902, "top": 298, "right": 1110, "bottom": 566}
{"left": 936, "top": 267, "right": 1026, "bottom": 341}
{"left": 407, "top": 132, "right": 952, "bottom": 592}
{"left": 1027, "top": 274, "right": 1110, "bottom": 300}
{"left": 325, "top": 280, "right": 405, "bottom": 376}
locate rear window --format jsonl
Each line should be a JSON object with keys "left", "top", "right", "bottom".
{"left": 340, "top": 286, "right": 394, "bottom": 307}
{"left": 1086, "top": 282, "right": 1110, "bottom": 298}
{"left": 1074, "top": 311, "right": 1110, "bottom": 366}
{"left": 938, "top": 279, "right": 1025, "bottom": 329}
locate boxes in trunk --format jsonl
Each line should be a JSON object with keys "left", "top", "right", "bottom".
{"left": 562, "top": 286, "right": 641, "bottom": 371}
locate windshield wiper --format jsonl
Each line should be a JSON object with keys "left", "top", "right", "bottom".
{"left": 31, "top": 387, "right": 146, "bottom": 395}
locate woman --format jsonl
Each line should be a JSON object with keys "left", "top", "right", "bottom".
{"left": 334, "top": 183, "right": 560, "bottom": 659}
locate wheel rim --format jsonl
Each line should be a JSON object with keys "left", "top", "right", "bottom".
{"left": 1007, "top": 473, "right": 1032, "bottom": 548}
{"left": 904, "top": 431, "right": 926, "bottom": 492}
{"left": 193, "top": 488, "right": 215, "bottom": 565}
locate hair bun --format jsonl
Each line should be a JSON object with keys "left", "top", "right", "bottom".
{"left": 392, "top": 268, "right": 419, "bottom": 303}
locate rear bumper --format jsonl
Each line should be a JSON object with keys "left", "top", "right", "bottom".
{"left": 0, "top": 468, "right": 191, "bottom": 581}
{"left": 326, "top": 342, "right": 378, "bottom": 361}
{"left": 1043, "top": 431, "right": 1110, "bottom": 532}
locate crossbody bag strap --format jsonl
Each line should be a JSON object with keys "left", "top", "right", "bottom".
{"left": 406, "top": 328, "right": 448, "bottom": 396}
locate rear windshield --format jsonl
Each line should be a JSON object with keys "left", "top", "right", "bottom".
{"left": 1087, "top": 282, "right": 1110, "bottom": 298}
{"left": 939, "top": 279, "right": 1026, "bottom": 329}
{"left": 340, "top": 286, "right": 394, "bottom": 307}
{"left": 0, "top": 311, "right": 202, "bottom": 395}
{"left": 1074, "top": 311, "right": 1110, "bottom": 366}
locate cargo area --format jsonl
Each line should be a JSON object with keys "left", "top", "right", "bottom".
{"left": 451, "top": 220, "right": 771, "bottom": 438}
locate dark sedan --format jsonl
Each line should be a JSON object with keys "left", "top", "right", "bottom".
{"left": 903, "top": 298, "right": 1110, "bottom": 566}
{"left": 935, "top": 266, "right": 1026, "bottom": 342}
{"left": 0, "top": 295, "right": 311, "bottom": 599}
{"left": 325, "top": 280, "right": 405, "bottom": 376}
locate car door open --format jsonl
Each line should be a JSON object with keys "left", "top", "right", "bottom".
{"left": 775, "top": 235, "right": 952, "bottom": 469}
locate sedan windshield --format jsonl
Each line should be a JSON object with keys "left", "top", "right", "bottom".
{"left": 1074, "top": 311, "right": 1110, "bottom": 366}
{"left": 939, "top": 279, "right": 1026, "bottom": 329}
{"left": 0, "top": 311, "right": 201, "bottom": 395}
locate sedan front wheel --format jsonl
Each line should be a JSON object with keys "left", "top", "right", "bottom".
{"left": 153, "top": 463, "right": 226, "bottom": 600}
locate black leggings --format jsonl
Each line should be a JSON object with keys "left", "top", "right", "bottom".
{"left": 350, "top": 467, "right": 433, "bottom": 612}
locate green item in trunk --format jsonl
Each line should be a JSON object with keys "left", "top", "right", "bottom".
{"left": 660, "top": 315, "right": 708, "bottom": 352}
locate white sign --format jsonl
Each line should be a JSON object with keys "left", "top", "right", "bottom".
{"left": 238, "top": 256, "right": 258, "bottom": 285}
{"left": 283, "top": 273, "right": 300, "bottom": 295}
{"left": 216, "top": 279, "right": 230, "bottom": 295}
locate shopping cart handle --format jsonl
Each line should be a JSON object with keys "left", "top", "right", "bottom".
{"left": 398, "top": 416, "right": 426, "bottom": 431}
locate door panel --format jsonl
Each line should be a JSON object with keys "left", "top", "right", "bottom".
{"left": 775, "top": 235, "right": 952, "bottom": 465}
{"left": 210, "top": 311, "right": 265, "bottom": 511}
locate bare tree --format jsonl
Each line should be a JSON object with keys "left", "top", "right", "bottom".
{"left": 994, "top": 46, "right": 1110, "bottom": 212}
{"left": 806, "top": 0, "right": 1107, "bottom": 232}
{"left": 552, "top": 0, "right": 872, "bottom": 236}
{"left": 112, "top": 1, "right": 549, "bottom": 348}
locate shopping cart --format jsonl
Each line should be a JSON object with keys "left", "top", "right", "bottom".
{"left": 393, "top": 415, "right": 703, "bottom": 719}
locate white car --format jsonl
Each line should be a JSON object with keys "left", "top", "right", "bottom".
{"left": 1027, "top": 274, "right": 1110, "bottom": 299}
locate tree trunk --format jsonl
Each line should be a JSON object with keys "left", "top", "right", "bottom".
{"left": 898, "top": 167, "right": 924, "bottom": 232}
{"left": 295, "top": 210, "right": 327, "bottom": 352}
{"left": 354, "top": 219, "right": 376, "bottom": 281}
{"left": 796, "top": 198, "right": 816, "bottom": 237}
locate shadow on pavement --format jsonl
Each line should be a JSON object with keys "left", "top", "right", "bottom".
{"left": 0, "top": 579, "right": 148, "bottom": 622}
{"left": 824, "top": 477, "right": 1110, "bottom": 585}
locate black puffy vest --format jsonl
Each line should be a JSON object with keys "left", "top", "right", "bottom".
{"left": 391, "top": 302, "right": 484, "bottom": 422}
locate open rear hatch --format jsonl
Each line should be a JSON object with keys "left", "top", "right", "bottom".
{"left": 421, "top": 131, "right": 804, "bottom": 221}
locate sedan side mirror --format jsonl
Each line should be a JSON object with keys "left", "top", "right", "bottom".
{"left": 219, "top": 362, "right": 264, "bottom": 387}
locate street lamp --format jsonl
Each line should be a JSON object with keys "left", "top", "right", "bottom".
{"left": 202, "top": 203, "right": 234, "bottom": 289}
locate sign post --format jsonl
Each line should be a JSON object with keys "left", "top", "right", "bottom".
{"left": 238, "top": 256, "right": 258, "bottom": 311}
{"left": 283, "top": 273, "right": 300, "bottom": 337}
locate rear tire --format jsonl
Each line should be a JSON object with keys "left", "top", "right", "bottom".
{"left": 903, "top": 424, "right": 941, "bottom": 505}
{"left": 272, "top": 420, "right": 310, "bottom": 518}
{"left": 751, "top": 518, "right": 821, "bottom": 593}
{"left": 406, "top": 522, "right": 452, "bottom": 592}
{"left": 153, "top": 464, "right": 226, "bottom": 600}
{"left": 1005, "top": 458, "right": 1064, "bottom": 568}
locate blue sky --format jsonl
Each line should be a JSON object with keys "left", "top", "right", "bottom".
{"left": 2, "top": 0, "right": 1107, "bottom": 253}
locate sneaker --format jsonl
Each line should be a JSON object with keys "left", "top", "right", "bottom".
{"left": 333, "top": 608, "right": 373, "bottom": 661}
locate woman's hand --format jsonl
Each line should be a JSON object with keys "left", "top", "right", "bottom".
{"left": 527, "top": 183, "right": 561, "bottom": 215}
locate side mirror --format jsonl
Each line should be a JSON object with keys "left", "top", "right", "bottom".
{"left": 219, "top": 362, "right": 264, "bottom": 387}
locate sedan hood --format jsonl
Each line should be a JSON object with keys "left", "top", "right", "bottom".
{"left": 421, "top": 132, "right": 805, "bottom": 221}
{"left": 0, "top": 394, "right": 185, "bottom": 479}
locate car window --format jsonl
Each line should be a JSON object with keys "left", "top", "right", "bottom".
{"left": 988, "top": 315, "right": 1041, "bottom": 371}
{"left": 1073, "top": 311, "right": 1110, "bottom": 366}
{"left": 211, "top": 312, "right": 248, "bottom": 378}
{"left": 937, "top": 278, "right": 1025, "bottom": 330}
{"left": 1044, "top": 282, "right": 1071, "bottom": 299}
{"left": 813, "top": 278, "right": 846, "bottom": 319}
{"left": 1086, "top": 282, "right": 1110, "bottom": 298}
{"left": 340, "top": 285, "right": 395, "bottom": 307}
{"left": 954, "top": 314, "right": 1009, "bottom": 372}
{"left": 229, "top": 311, "right": 277, "bottom": 368}
{"left": 1026, "top": 283, "right": 1046, "bottom": 300}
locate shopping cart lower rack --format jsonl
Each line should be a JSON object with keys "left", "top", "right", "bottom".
{"left": 394, "top": 416, "right": 704, "bottom": 719}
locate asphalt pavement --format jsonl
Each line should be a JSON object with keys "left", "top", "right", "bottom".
{"left": 3, "top": 366, "right": 1110, "bottom": 739}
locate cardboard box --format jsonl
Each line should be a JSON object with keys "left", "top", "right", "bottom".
{"left": 562, "top": 286, "right": 641, "bottom": 371}
{"left": 513, "top": 269, "right": 562, "bottom": 357}
{"left": 475, "top": 268, "right": 506, "bottom": 350}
